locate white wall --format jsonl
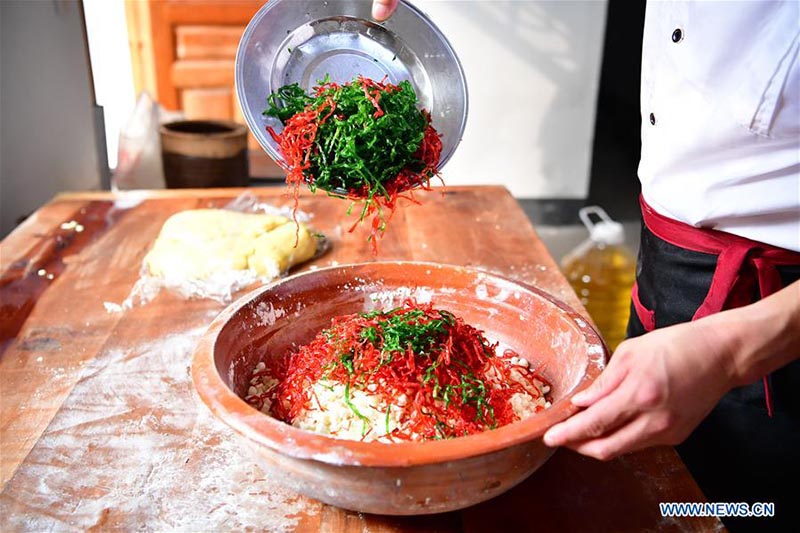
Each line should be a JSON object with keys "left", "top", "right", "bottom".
{"left": 83, "top": 0, "right": 135, "bottom": 170}
{"left": 416, "top": 0, "right": 608, "bottom": 198}
{"left": 1, "top": 0, "right": 101, "bottom": 238}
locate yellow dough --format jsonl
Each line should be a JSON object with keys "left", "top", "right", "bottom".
{"left": 144, "top": 209, "right": 317, "bottom": 280}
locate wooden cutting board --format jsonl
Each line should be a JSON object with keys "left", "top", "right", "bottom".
{"left": 0, "top": 186, "right": 720, "bottom": 531}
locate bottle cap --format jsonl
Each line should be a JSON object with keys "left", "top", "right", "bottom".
{"left": 589, "top": 220, "right": 625, "bottom": 245}
{"left": 579, "top": 206, "right": 625, "bottom": 245}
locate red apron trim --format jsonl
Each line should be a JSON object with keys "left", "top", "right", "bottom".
{"left": 640, "top": 195, "right": 800, "bottom": 417}
{"left": 694, "top": 243, "right": 751, "bottom": 320}
{"left": 631, "top": 281, "right": 656, "bottom": 332}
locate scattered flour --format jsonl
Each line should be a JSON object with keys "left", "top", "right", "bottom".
{"left": 254, "top": 301, "right": 286, "bottom": 326}
{"left": 0, "top": 328, "right": 317, "bottom": 532}
{"left": 474, "top": 284, "right": 489, "bottom": 300}
{"left": 364, "top": 286, "right": 437, "bottom": 309}
{"left": 105, "top": 267, "right": 261, "bottom": 312}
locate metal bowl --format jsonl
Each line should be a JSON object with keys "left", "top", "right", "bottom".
{"left": 192, "top": 262, "right": 607, "bottom": 514}
{"left": 235, "top": 0, "right": 468, "bottom": 170}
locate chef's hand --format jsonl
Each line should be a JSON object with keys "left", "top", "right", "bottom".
{"left": 543, "top": 281, "right": 800, "bottom": 460}
{"left": 543, "top": 321, "right": 730, "bottom": 459}
{"left": 544, "top": 282, "right": 800, "bottom": 460}
{"left": 372, "top": 0, "right": 398, "bottom": 21}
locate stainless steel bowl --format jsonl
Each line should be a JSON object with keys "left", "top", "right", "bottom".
{"left": 235, "top": 0, "right": 468, "bottom": 170}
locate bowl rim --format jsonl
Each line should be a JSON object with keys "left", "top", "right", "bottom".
{"left": 191, "top": 261, "right": 607, "bottom": 467}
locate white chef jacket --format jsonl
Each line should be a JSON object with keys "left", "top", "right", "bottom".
{"left": 638, "top": 1, "right": 800, "bottom": 252}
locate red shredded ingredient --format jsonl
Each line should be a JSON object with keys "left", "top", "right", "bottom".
{"left": 267, "top": 77, "right": 443, "bottom": 254}
{"left": 255, "top": 300, "right": 550, "bottom": 441}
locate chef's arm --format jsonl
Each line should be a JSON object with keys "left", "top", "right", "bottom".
{"left": 542, "top": 281, "right": 800, "bottom": 461}
{"left": 372, "top": 0, "right": 398, "bottom": 21}
{"left": 717, "top": 280, "right": 800, "bottom": 386}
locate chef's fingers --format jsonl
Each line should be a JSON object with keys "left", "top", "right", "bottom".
{"left": 543, "top": 381, "right": 636, "bottom": 447}
{"left": 372, "top": 0, "right": 399, "bottom": 21}
{"left": 565, "top": 416, "right": 653, "bottom": 461}
{"left": 571, "top": 354, "right": 630, "bottom": 407}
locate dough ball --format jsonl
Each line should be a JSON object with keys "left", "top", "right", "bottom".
{"left": 144, "top": 209, "right": 318, "bottom": 281}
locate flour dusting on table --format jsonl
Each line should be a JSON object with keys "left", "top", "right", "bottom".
{"left": 0, "top": 328, "right": 316, "bottom": 532}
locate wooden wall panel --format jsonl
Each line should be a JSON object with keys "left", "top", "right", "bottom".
{"left": 125, "top": 1, "right": 273, "bottom": 174}
{"left": 125, "top": 0, "right": 158, "bottom": 100}
{"left": 171, "top": 59, "right": 235, "bottom": 88}
{"left": 181, "top": 87, "right": 232, "bottom": 120}
{"left": 161, "top": 0, "right": 264, "bottom": 25}
{"left": 126, "top": 0, "right": 261, "bottom": 110}
{"left": 176, "top": 25, "right": 244, "bottom": 59}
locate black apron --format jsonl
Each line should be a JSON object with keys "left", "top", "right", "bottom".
{"left": 627, "top": 217, "right": 800, "bottom": 533}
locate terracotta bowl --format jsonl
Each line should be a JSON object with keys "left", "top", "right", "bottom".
{"left": 192, "top": 262, "right": 607, "bottom": 515}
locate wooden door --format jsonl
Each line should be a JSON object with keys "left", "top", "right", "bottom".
{"left": 126, "top": 0, "right": 281, "bottom": 177}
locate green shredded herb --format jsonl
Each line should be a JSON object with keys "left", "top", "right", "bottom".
{"left": 265, "top": 77, "right": 433, "bottom": 195}
{"left": 343, "top": 380, "right": 370, "bottom": 436}
{"left": 264, "top": 76, "right": 442, "bottom": 252}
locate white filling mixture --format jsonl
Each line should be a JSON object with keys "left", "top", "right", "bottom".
{"left": 244, "top": 356, "right": 552, "bottom": 442}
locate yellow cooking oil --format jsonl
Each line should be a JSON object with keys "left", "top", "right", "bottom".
{"left": 561, "top": 207, "right": 636, "bottom": 352}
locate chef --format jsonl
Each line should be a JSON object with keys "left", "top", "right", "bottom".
{"left": 374, "top": 0, "right": 799, "bottom": 530}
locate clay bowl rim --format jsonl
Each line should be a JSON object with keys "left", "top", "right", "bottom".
{"left": 192, "top": 261, "right": 608, "bottom": 467}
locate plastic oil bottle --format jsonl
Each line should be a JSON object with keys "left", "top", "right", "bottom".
{"left": 561, "top": 206, "right": 636, "bottom": 351}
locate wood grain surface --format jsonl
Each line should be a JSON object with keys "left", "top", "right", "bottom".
{"left": 0, "top": 187, "right": 721, "bottom": 531}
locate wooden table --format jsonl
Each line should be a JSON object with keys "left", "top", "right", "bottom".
{"left": 0, "top": 187, "right": 720, "bottom": 531}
